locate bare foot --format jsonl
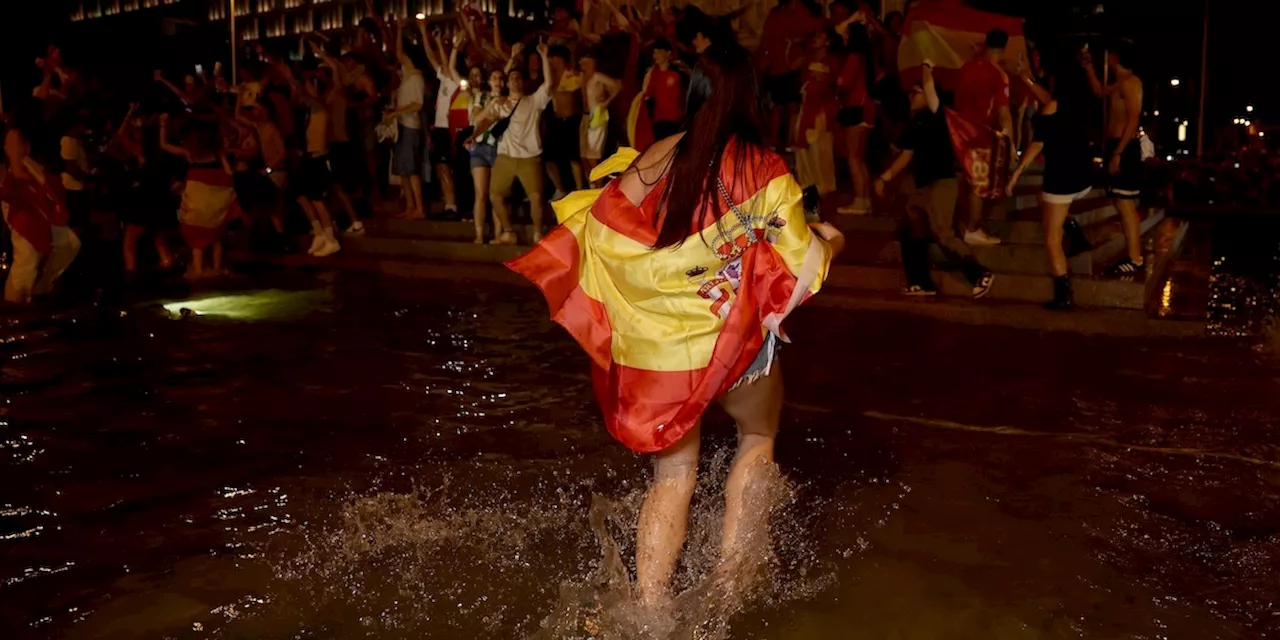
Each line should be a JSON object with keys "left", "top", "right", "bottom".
{"left": 183, "top": 265, "right": 203, "bottom": 281}
{"left": 490, "top": 231, "right": 518, "bottom": 246}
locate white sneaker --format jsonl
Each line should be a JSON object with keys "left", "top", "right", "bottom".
{"left": 306, "top": 233, "right": 325, "bottom": 255}
{"left": 313, "top": 234, "right": 341, "bottom": 257}
{"left": 346, "top": 222, "right": 366, "bottom": 235}
{"left": 963, "top": 229, "right": 1002, "bottom": 246}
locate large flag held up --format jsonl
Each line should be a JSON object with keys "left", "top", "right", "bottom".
{"left": 897, "top": 0, "right": 1026, "bottom": 92}
{"left": 944, "top": 108, "right": 1013, "bottom": 200}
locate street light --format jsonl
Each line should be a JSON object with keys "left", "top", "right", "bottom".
{"left": 1153, "top": 110, "right": 1160, "bottom": 116}
{"left": 416, "top": 12, "right": 426, "bottom": 19}
{"left": 1170, "top": 77, "right": 1181, "bottom": 87}
{"left": 1246, "top": 105, "right": 1254, "bottom": 113}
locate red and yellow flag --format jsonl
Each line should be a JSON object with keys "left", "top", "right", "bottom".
{"left": 898, "top": 0, "right": 1025, "bottom": 91}
{"left": 179, "top": 167, "right": 241, "bottom": 249}
{"left": 945, "top": 107, "right": 1012, "bottom": 199}
{"left": 507, "top": 146, "right": 831, "bottom": 453}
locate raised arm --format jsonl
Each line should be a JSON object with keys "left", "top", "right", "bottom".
{"left": 537, "top": 41, "right": 553, "bottom": 96}
{"left": 157, "top": 114, "right": 190, "bottom": 160}
{"left": 418, "top": 21, "right": 445, "bottom": 72}
{"left": 922, "top": 61, "right": 941, "bottom": 113}
{"left": 155, "top": 70, "right": 192, "bottom": 105}
{"left": 504, "top": 41, "right": 524, "bottom": 75}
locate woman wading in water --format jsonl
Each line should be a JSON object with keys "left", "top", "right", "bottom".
{"left": 508, "top": 42, "right": 844, "bottom": 607}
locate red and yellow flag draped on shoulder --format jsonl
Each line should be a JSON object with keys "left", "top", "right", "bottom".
{"left": 507, "top": 145, "right": 831, "bottom": 453}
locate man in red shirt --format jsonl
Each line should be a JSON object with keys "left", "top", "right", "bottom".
{"left": 954, "top": 29, "right": 1012, "bottom": 246}
{"left": 643, "top": 39, "right": 685, "bottom": 141}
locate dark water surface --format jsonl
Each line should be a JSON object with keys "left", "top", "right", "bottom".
{"left": 2, "top": 269, "right": 1278, "bottom": 639}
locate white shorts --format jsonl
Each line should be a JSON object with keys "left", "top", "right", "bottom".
{"left": 1041, "top": 186, "right": 1091, "bottom": 205}
{"left": 580, "top": 121, "right": 607, "bottom": 160}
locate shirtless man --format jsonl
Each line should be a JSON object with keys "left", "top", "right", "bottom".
{"left": 578, "top": 50, "right": 621, "bottom": 182}
{"left": 1084, "top": 42, "right": 1145, "bottom": 274}
{"left": 543, "top": 45, "right": 584, "bottom": 199}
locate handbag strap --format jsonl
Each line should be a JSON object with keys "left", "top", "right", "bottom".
{"left": 716, "top": 177, "right": 759, "bottom": 247}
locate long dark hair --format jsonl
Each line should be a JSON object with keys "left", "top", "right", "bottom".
{"left": 654, "top": 43, "right": 767, "bottom": 249}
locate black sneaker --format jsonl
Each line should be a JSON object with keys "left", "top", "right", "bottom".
{"left": 972, "top": 272, "right": 995, "bottom": 299}
{"left": 1109, "top": 257, "right": 1145, "bottom": 275}
{"left": 1043, "top": 275, "right": 1073, "bottom": 311}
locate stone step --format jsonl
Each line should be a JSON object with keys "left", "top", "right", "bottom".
{"left": 826, "top": 264, "right": 1145, "bottom": 310}
{"left": 837, "top": 209, "right": 1165, "bottom": 276}
{"left": 341, "top": 226, "right": 1148, "bottom": 310}
{"left": 836, "top": 193, "right": 1115, "bottom": 241}
{"left": 343, "top": 235, "right": 527, "bottom": 263}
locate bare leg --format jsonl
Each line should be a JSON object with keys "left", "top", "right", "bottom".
{"left": 546, "top": 161, "right": 568, "bottom": 196}
{"left": 312, "top": 200, "right": 337, "bottom": 234}
{"left": 636, "top": 424, "right": 701, "bottom": 608}
{"left": 407, "top": 175, "right": 425, "bottom": 219}
{"left": 716, "top": 362, "right": 783, "bottom": 564}
{"left": 489, "top": 194, "right": 515, "bottom": 238}
{"left": 1042, "top": 200, "right": 1072, "bottom": 277}
{"left": 333, "top": 186, "right": 359, "bottom": 227}
{"left": 529, "top": 197, "right": 546, "bottom": 242}
{"left": 211, "top": 240, "right": 224, "bottom": 274}
{"left": 188, "top": 246, "right": 206, "bottom": 280}
{"left": 472, "top": 166, "right": 492, "bottom": 242}
{"left": 846, "top": 126, "right": 871, "bottom": 210}
{"left": 966, "top": 187, "right": 985, "bottom": 233}
{"left": 123, "top": 224, "right": 143, "bottom": 272}
{"left": 582, "top": 158, "right": 599, "bottom": 187}
{"left": 435, "top": 162, "right": 457, "bottom": 211}
{"left": 154, "top": 232, "right": 175, "bottom": 269}
{"left": 569, "top": 160, "right": 584, "bottom": 191}
{"left": 1114, "top": 198, "right": 1144, "bottom": 263}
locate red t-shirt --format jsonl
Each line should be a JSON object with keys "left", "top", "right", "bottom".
{"left": 837, "top": 53, "right": 869, "bottom": 109}
{"left": 759, "top": 6, "right": 820, "bottom": 77}
{"left": 955, "top": 57, "right": 1010, "bottom": 126}
{"left": 647, "top": 67, "right": 684, "bottom": 123}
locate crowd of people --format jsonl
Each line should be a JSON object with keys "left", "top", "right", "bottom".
{"left": 0, "top": 0, "right": 1191, "bottom": 312}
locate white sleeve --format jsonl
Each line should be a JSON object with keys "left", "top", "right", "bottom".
{"left": 533, "top": 83, "right": 552, "bottom": 110}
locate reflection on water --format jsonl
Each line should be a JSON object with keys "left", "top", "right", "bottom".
{"left": 2, "top": 270, "right": 1279, "bottom": 638}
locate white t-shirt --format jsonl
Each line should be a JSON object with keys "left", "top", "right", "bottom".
{"left": 60, "top": 136, "right": 87, "bottom": 191}
{"left": 434, "top": 70, "right": 460, "bottom": 129}
{"left": 397, "top": 71, "right": 426, "bottom": 130}
{"left": 484, "top": 84, "right": 552, "bottom": 159}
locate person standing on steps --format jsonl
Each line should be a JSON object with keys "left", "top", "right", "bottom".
{"left": 419, "top": 22, "right": 463, "bottom": 221}
{"left": 1083, "top": 41, "right": 1145, "bottom": 275}
{"left": 384, "top": 21, "right": 428, "bottom": 221}
{"left": 466, "top": 41, "right": 553, "bottom": 245}
{"left": 544, "top": 45, "right": 585, "bottom": 201}
{"left": 1008, "top": 64, "right": 1094, "bottom": 311}
{"left": 954, "top": 29, "right": 1012, "bottom": 247}
{"left": 879, "top": 61, "right": 995, "bottom": 299}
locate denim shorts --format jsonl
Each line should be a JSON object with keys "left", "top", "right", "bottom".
{"left": 393, "top": 125, "right": 423, "bottom": 177}
{"left": 728, "top": 333, "right": 780, "bottom": 392}
{"left": 469, "top": 143, "right": 497, "bottom": 169}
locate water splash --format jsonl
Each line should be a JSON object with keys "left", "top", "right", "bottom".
{"left": 269, "top": 451, "right": 835, "bottom": 638}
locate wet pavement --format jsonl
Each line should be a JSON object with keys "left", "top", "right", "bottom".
{"left": 1, "top": 268, "right": 1278, "bottom": 639}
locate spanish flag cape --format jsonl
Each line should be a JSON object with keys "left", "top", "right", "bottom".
{"left": 178, "top": 165, "right": 241, "bottom": 250}
{"left": 507, "top": 145, "right": 832, "bottom": 453}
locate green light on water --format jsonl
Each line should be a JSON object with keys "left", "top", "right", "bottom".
{"left": 159, "top": 290, "right": 329, "bottom": 320}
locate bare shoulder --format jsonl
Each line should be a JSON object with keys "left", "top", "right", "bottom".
{"left": 617, "top": 134, "right": 683, "bottom": 204}
{"left": 1122, "top": 73, "right": 1143, "bottom": 93}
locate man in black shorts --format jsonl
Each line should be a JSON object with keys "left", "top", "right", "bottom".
{"left": 1084, "top": 41, "right": 1145, "bottom": 274}
{"left": 544, "top": 44, "right": 583, "bottom": 200}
